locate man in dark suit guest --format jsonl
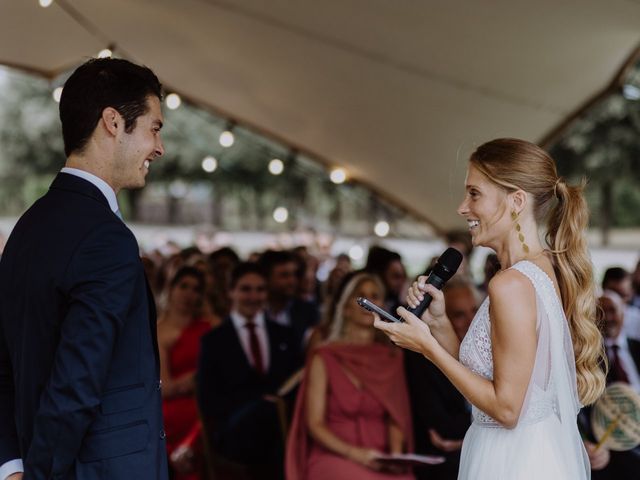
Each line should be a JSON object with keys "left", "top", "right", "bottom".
{"left": 581, "top": 291, "right": 640, "bottom": 479}
{"left": 405, "top": 278, "right": 478, "bottom": 480}
{"left": 258, "top": 250, "right": 319, "bottom": 349}
{"left": 0, "top": 58, "right": 167, "bottom": 479}
{"left": 197, "top": 262, "right": 301, "bottom": 474}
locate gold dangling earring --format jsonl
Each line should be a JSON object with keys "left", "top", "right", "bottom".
{"left": 511, "top": 211, "right": 530, "bottom": 253}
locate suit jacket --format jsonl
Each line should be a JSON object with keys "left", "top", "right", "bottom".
{"left": 196, "top": 317, "right": 301, "bottom": 462}
{"left": 0, "top": 173, "right": 168, "bottom": 480}
{"left": 579, "top": 337, "right": 640, "bottom": 479}
{"left": 285, "top": 298, "right": 320, "bottom": 349}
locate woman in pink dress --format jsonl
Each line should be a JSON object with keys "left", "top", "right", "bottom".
{"left": 158, "top": 266, "right": 212, "bottom": 480}
{"left": 286, "top": 271, "right": 415, "bottom": 480}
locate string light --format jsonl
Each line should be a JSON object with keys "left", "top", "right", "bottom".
{"left": 330, "top": 168, "right": 347, "bottom": 184}
{"left": 273, "top": 207, "right": 288, "bottom": 223}
{"left": 165, "top": 93, "right": 182, "bottom": 110}
{"left": 623, "top": 84, "right": 640, "bottom": 101}
{"left": 52, "top": 87, "right": 63, "bottom": 103}
{"left": 348, "top": 245, "right": 364, "bottom": 261}
{"left": 39, "top": 0, "right": 53, "bottom": 7}
{"left": 219, "top": 122, "right": 235, "bottom": 148}
{"left": 268, "top": 158, "right": 284, "bottom": 175}
{"left": 97, "top": 49, "right": 112, "bottom": 59}
{"left": 201, "top": 156, "right": 217, "bottom": 173}
{"left": 374, "top": 221, "right": 390, "bottom": 237}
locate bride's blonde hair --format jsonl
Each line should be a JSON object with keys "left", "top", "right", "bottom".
{"left": 469, "top": 138, "right": 606, "bottom": 405}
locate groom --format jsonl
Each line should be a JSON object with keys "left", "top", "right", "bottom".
{"left": 0, "top": 58, "right": 168, "bottom": 479}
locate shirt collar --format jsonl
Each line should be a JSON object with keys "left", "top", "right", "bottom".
{"left": 60, "top": 167, "right": 119, "bottom": 214}
{"left": 231, "top": 310, "right": 266, "bottom": 329}
{"left": 605, "top": 332, "right": 628, "bottom": 349}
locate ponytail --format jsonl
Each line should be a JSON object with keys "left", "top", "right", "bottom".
{"left": 546, "top": 179, "right": 607, "bottom": 405}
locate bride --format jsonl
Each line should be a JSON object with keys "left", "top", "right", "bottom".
{"left": 374, "top": 138, "right": 606, "bottom": 479}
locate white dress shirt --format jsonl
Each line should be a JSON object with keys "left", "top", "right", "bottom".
{"left": 606, "top": 333, "right": 640, "bottom": 394}
{"left": 623, "top": 304, "right": 640, "bottom": 342}
{"left": 230, "top": 310, "right": 270, "bottom": 372}
{"left": 0, "top": 169, "right": 121, "bottom": 480}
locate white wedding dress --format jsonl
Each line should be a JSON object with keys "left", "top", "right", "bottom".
{"left": 457, "top": 261, "right": 590, "bottom": 479}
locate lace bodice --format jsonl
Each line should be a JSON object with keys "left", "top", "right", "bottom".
{"left": 459, "top": 260, "right": 569, "bottom": 427}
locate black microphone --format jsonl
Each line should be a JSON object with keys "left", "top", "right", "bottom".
{"left": 407, "top": 247, "right": 463, "bottom": 318}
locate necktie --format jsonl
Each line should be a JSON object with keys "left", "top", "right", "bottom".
{"left": 245, "top": 321, "right": 265, "bottom": 375}
{"left": 609, "top": 344, "right": 630, "bottom": 384}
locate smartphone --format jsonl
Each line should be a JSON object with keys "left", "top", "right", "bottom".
{"left": 356, "top": 297, "right": 403, "bottom": 323}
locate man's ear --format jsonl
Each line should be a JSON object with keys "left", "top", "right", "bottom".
{"left": 101, "top": 107, "right": 121, "bottom": 137}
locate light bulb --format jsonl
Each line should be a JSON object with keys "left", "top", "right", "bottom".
{"left": 52, "top": 87, "right": 63, "bottom": 103}
{"left": 166, "top": 93, "right": 181, "bottom": 110}
{"left": 269, "top": 158, "right": 284, "bottom": 175}
{"left": 330, "top": 168, "right": 347, "bottom": 184}
{"left": 374, "top": 221, "right": 390, "bottom": 237}
{"left": 39, "top": 0, "right": 53, "bottom": 7}
{"left": 97, "top": 49, "right": 112, "bottom": 59}
{"left": 348, "top": 245, "right": 364, "bottom": 261}
{"left": 273, "top": 207, "right": 289, "bottom": 223}
{"left": 201, "top": 156, "right": 217, "bottom": 173}
{"left": 219, "top": 130, "right": 235, "bottom": 148}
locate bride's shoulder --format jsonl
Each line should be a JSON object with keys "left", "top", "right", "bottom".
{"left": 487, "top": 268, "right": 536, "bottom": 305}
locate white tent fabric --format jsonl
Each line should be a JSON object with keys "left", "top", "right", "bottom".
{"left": 1, "top": 0, "right": 639, "bottom": 232}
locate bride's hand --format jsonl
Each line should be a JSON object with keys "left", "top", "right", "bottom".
{"left": 407, "top": 279, "right": 448, "bottom": 326}
{"left": 373, "top": 307, "right": 439, "bottom": 357}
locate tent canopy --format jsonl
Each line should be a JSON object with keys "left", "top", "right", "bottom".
{"left": 2, "top": 0, "right": 639, "bottom": 233}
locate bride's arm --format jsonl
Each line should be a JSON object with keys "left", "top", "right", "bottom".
{"left": 378, "top": 270, "right": 537, "bottom": 428}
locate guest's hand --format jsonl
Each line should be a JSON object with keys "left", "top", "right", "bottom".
{"left": 429, "top": 428, "right": 463, "bottom": 452}
{"left": 7, "top": 474, "right": 23, "bottom": 480}
{"left": 347, "top": 447, "right": 383, "bottom": 470}
{"left": 584, "top": 440, "right": 610, "bottom": 471}
{"left": 170, "top": 445, "right": 196, "bottom": 474}
{"left": 373, "top": 307, "right": 439, "bottom": 357}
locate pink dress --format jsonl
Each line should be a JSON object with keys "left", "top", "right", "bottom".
{"left": 286, "top": 343, "right": 415, "bottom": 480}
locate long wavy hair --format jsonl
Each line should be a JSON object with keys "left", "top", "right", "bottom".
{"left": 327, "top": 272, "right": 387, "bottom": 343}
{"left": 469, "top": 138, "right": 606, "bottom": 405}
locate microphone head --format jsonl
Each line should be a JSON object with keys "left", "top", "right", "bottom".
{"left": 433, "top": 247, "right": 463, "bottom": 282}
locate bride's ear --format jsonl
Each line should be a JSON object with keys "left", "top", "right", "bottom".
{"left": 509, "top": 189, "right": 528, "bottom": 216}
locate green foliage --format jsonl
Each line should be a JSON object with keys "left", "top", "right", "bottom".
{"left": 550, "top": 59, "right": 640, "bottom": 229}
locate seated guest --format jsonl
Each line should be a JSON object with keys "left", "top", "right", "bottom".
{"left": 158, "top": 266, "right": 212, "bottom": 480}
{"left": 579, "top": 291, "right": 640, "bottom": 479}
{"left": 365, "top": 247, "right": 407, "bottom": 314}
{"left": 259, "top": 250, "right": 320, "bottom": 348}
{"left": 404, "top": 278, "right": 478, "bottom": 480}
{"left": 286, "top": 272, "right": 415, "bottom": 480}
{"left": 197, "top": 262, "right": 301, "bottom": 476}
{"left": 602, "top": 267, "right": 640, "bottom": 340}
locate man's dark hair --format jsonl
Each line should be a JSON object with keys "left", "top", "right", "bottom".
{"left": 59, "top": 58, "right": 163, "bottom": 156}
{"left": 602, "top": 267, "right": 629, "bottom": 289}
{"left": 364, "top": 246, "right": 401, "bottom": 276}
{"left": 230, "top": 262, "right": 267, "bottom": 290}
{"left": 208, "top": 247, "right": 241, "bottom": 265}
{"left": 257, "top": 250, "right": 297, "bottom": 277}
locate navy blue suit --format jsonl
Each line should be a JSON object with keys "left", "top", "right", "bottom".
{"left": 197, "top": 317, "right": 301, "bottom": 467}
{"left": 0, "top": 173, "right": 168, "bottom": 479}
